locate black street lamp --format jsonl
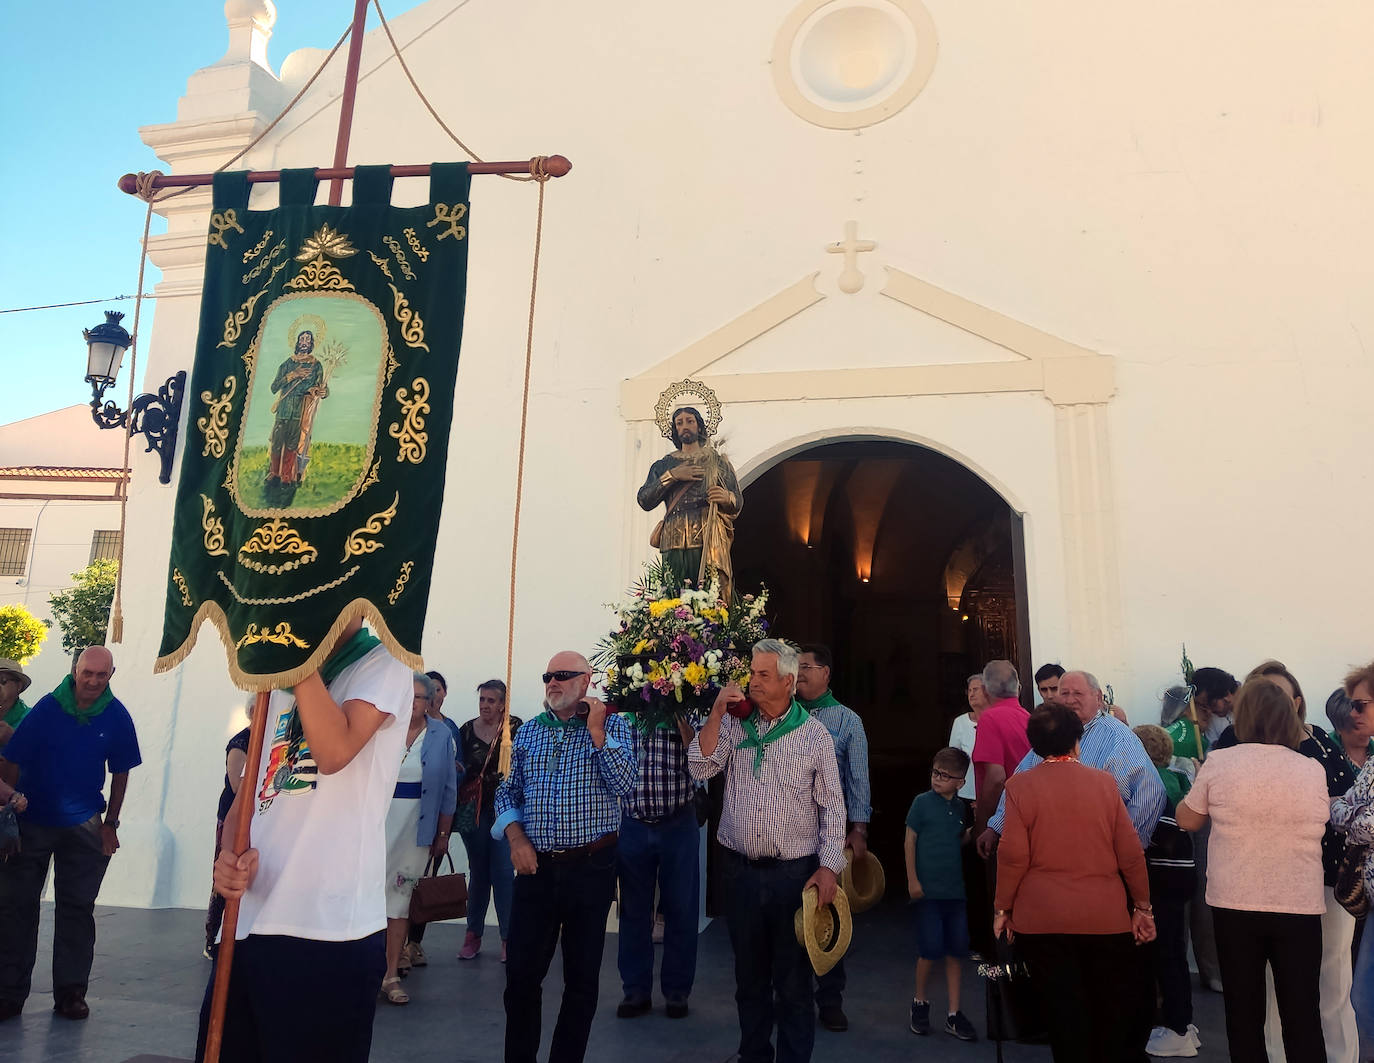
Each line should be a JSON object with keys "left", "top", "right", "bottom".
{"left": 83, "top": 310, "right": 186, "bottom": 485}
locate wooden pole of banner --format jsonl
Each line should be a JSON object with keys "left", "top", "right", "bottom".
{"left": 328, "top": 0, "right": 372, "bottom": 206}
{"left": 116, "top": 157, "right": 571, "bottom": 195}
{"left": 202, "top": 689, "right": 272, "bottom": 1063}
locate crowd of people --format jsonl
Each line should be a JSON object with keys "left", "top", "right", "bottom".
{"left": 3, "top": 634, "right": 1374, "bottom": 1063}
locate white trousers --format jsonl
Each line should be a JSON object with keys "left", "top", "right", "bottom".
{"left": 1264, "top": 886, "right": 1358, "bottom": 1063}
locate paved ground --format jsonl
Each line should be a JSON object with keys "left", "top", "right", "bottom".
{"left": 0, "top": 901, "right": 1226, "bottom": 1061}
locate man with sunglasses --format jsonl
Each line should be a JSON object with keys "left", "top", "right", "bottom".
{"left": 494, "top": 652, "right": 638, "bottom": 1063}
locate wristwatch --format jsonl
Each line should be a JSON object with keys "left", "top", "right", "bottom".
{"left": 104, "top": 818, "right": 120, "bottom": 829}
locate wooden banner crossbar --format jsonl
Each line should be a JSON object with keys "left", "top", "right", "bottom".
{"left": 117, "top": 157, "right": 571, "bottom": 196}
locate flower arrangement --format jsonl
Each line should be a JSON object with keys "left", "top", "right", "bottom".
{"left": 594, "top": 562, "right": 770, "bottom": 727}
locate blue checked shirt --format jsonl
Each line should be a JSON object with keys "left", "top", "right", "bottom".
{"left": 988, "top": 712, "right": 1166, "bottom": 849}
{"left": 492, "top": 710, "right": 638, "bottom": 851}
{"left": 806, "top": 698, "right": 872, "bottom": 824}
{"left": 625, "top": 713, "right": 701, "bottom": 823}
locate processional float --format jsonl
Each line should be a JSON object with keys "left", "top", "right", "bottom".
{"left": 113, "top": 2, "right": 566, "bottom": 1058}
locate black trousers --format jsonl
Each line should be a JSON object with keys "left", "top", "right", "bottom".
{"left": 1154, "top": 894, "right": 1193, "bottom": 1035}
{"left": 0, "top": 815, "right": 111, "bottom": 1004}
{"left": 194, "top": 931, "right": 385, "bottom": 1063}
{"left": 1018, "top": 932, "right": 1138, "bottom": 1062}
{"left": 814, "top": 956, "right": 845, "bottom": 1010}
{"left": 1212, "top": 906, "right": 1325, "bottom": 1063}
{"left": 503, "top": 843, "right": 618, "bottom": 1063}
{"left": 722, "top": 850, "right": 817, "bottom": 1063}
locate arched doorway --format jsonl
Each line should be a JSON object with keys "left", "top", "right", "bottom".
{"left": 732, "top": 438, "right": 1031, "bottom": 894}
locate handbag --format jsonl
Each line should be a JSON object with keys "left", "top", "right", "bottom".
{"left": 1335, "top": 841, "right": 1370, "bottom": 918}
{"left": 409, "top": 852, "right": 468, "bottom": 924}
{"left": 454, "top": 775, "right": 482, "bottom": 835}
{"left": 981, "top": 931, "right": 1048, "bottom": 1047}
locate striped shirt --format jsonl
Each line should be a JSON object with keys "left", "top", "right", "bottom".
{"left": 625, "top": 716, "right": 699, "bottom": 823}
{"left": 807, "top": 699, "right": 872, "bottom": 823}
{"left": 988, "top": 712, "right": 1166, "bottom": 849}
{"left": 687, "top": 704, "right": 847, "bottom": 873}
{"left": 492, "top": 711, "right": 638, "bottom": 851}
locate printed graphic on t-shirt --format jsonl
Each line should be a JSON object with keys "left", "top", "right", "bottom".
{"left": 258, "top": 706, "right": 318, "bottom": 810}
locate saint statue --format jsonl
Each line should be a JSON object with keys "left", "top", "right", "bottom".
{"left": 266, "top": 317, "right": 331, "bottom": 503}
{"left": 637, "top": 379, "right": 742, "bottom": 602}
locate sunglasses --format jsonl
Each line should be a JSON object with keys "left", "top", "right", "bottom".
{"left": 1353, "top": 699, "right": 1373, "bottom": 713}
{"left": 542, "top": 670, "right": 587, "bottom": 684}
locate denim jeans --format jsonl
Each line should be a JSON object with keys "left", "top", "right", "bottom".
{"left": 0, "top": 815, "right": 111, "bottom": 1004}
{"left": 504, "top": 843, "right": 618, "bottom": 1063}
{"left": 722, "top": 849, "right": 817, "bottom": 1063}
{"left": 461, "top": 802, "right": 515, "bottom": 941}
{"left": 1352, "top": 907, "right": 1374, "bottom": 1052}
{"left": 617, "top": 807, "right": 700, "bottom": 1000}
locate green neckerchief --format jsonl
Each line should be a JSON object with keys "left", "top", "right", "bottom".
{"left": 318, "top": 628, "right": 381, "bottom": 686}
{"left": 737, "top": 699, "right": 808, "bottom": 777}
{"left": 799, "top": 689, "right": 841, "bottom": 712}
{"left": 2, "top": 697, "right": 28, "bottom": 730}
{"left": 622, "top": 710, "right": 679, "bottom": 732}
{"left": 534, "top": 710, "right": 586, "bottom": 730}
{"left": 52, "top": 675, "right": 114, "bottom": 726}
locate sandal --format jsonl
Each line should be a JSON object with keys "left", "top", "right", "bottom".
{"left": 380, "top": 976, "right": 409, "bottom": 1006}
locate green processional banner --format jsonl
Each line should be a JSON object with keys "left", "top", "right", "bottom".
{"left": 155, "top": 163, "right": 471, "bottom": 689}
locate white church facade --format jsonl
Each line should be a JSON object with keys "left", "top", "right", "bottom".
{"left": 99, "top": 0, "right": 1371, "bottom": 908}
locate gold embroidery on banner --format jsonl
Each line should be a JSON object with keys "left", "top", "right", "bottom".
{"left": 237, "top": 519, "right": 319, "bottom": 574}
{"left": 426, "top": 202, "right": 467, "bottom": 242}
{"left": 389, "top": 379, "right": 430, "bottom": 463}
{"left": 217, "top": 289, "right": 269, "bottom": 349}
{"left": 287, "top": 225, "right": 358, "bottom": 291}
{"left": 172, "top": 569, "right": 193, "bottom": 607}
{"left": 368, "top": 250, "right": 395, "bottom": 280}
{"left": 384, "top": 348, "right": 400, "bottom": 387}
{"left": 264, "top": 257, "right": 289, "bottom": 287}
{"left": 242, "top": 229, "right": 275, "bottom": 264}
{"left": 388, "top": 561, "right": 415, "bottom": 604}
{"left": 200, "top": 495, "right": 230, "bottom": 557}
{"left": 218, "top": 566, "right": 360, "bottom": 606}
{"left": 403, "top": 228, "right": 430, "bottom": 262}
{"left": 383, "top": 236, "right": 416, "bottom": 281}
{"left": 223, "top": 461, "right": 238, "bottom": 497}
{"left": 242, "top": 240, "right": 286, "bottom": 285}
{"left": 208, "top": 209, "right": 245, "bottom": 248}
{"left": 236, "top": 622, "right": 311, "bottom": 651}
{"left": 198, "top": 377, "right": 237, "bottom": 458}
{"left": 359, "top": 459, "right": 381, "bottom": 495}
{"left": 342, "top": 492, "right": 399, "bottom": 561}
{"left": 387, "top": 285, "right": 430, "bottom": 352}
{"left": 242, "top": 333, "right": 260, "bottom": 376}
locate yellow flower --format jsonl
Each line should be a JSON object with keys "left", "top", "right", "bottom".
{"left": 649, "top": 598, "right": 682, "bottom": 618}
{"left": 683, "top": 662, "right": 708, "bottom": 687}
{"left": 632, "top": 639, "right": 652, "bottom": 654}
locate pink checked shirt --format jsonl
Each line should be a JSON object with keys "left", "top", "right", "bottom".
{"left": 688, "top": 706, "right": 847, "bottom": 873}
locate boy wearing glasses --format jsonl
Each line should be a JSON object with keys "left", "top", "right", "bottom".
{"left": 904, "top": 746, "right": 977, "bottom": 1042}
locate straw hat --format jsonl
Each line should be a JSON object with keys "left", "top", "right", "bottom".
{"left": 0, "top": 660, "right": 31, "bottom": 694}
{"left": 840, "top": 848, "right": 886, "bottom": 913}
{"left": 793, "top": 885, "right": 852, "bottom": 977}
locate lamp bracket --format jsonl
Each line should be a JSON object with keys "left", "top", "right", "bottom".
{"left": 89, "top": 370, "right": 187, "bottom": 485}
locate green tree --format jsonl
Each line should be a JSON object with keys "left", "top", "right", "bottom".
{"left": 48, "top": 559, "right": 118, "bottom": 655}
{"left": 0, "top": 604, "right": 48, "bottom": 665}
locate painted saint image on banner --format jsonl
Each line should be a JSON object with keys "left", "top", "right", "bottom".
{"left": 235, "top": 293, "right": 388, "bottom": 515}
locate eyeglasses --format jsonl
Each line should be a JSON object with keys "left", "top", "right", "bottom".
{"left": 931, "top": 769, "right": 966, "bottom": 783}
{"left": 542, "top": 670, "right": 587, "bottom": 684}
{"left": 797, "top": 664, "right": 826, "bottom": 672}
{"left": 1353, "top": 699, "right": 1373, "bottom": 713}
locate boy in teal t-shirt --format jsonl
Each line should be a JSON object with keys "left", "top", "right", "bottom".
{"left": 904, "top": 746, "right": 977, "bottom": 1043}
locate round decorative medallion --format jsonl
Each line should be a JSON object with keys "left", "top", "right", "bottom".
{"left": 772, "top": 0, "right": 938, "bottom": 130}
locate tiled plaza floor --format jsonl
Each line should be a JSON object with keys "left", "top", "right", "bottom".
{"left": 0, "top": 901, "right": 1225, "bottom": 1061}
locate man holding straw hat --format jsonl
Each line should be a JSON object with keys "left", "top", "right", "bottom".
{"left": 688, "top": 638, "right": 846, "bottom": 1063}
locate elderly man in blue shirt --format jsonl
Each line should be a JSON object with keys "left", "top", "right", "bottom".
{"left": 493, "top": 651, "right": 638, "bottom": 1063}
{"left": 795, "top": 642, "right": 871, "bottom": 1033}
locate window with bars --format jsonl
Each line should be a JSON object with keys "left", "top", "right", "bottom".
{"left": 89, "top": 530, "right": 122, "bottom": 565}
{"left": 0, "top": 529, "right": 31, "bottom": 576}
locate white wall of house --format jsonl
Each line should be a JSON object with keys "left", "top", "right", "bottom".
{"left": 83, "top": 0, "right": 1373, "bottom": 907}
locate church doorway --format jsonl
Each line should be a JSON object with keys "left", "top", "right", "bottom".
{"left": 732, "top": 438, "right": 1031, "bottom": 897}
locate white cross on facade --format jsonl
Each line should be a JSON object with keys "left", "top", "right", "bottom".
{"left": 825, "top": 220, "right": 877, "bottom": 294}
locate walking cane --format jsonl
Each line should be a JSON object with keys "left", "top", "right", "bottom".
{"left": 202, "top": 688, "right": 272, "bottom": 1063}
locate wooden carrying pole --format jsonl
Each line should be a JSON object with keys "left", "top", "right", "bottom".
{"left": 328, "top": 0, "right": 372, "bottom": 206}
{"left": 202, "top": 689, "right": 272, "bottom": 1063}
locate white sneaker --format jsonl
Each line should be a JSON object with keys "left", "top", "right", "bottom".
{"left": 1147, "top": 1025, "right": 1198, "bottom": 1058}
{"left": 1186, "top": 1024, "right": 1201, "bottom": 1048}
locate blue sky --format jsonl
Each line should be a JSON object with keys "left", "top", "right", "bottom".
{"left": 0, "top": 1, "right": 424, "bottom": 428}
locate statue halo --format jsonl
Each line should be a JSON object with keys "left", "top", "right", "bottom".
{"left": 287, "top": 313, "right": 327, "bottom": 351}
{"left": 655, "top": 378, "right": 723, "bottom": 441}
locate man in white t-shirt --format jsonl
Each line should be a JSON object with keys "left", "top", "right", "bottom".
{"left": 196, "top": 618, "right": 412, "bottom": 1062}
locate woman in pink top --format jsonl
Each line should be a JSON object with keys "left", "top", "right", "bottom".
{"left": 1177, "top": 678, "right": 1329, "bottom": 1063}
